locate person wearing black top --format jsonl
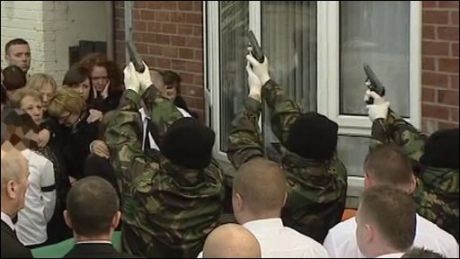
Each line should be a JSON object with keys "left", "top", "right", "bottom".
{"left": 161, "top": 70, "right": 198, "bottom": 119}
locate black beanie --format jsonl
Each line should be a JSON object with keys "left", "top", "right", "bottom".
{"left": 160, "top": 117, "right": 215, "bottom": 169}
{"left": 420, "top": 128, "right": 459, "bottom": 170}
{"left": 285, "top": 112, "right": 338, "bottom": 161}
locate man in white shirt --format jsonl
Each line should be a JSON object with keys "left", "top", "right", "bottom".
{"left": 1, "top": 141, "right": 32, "bottom": 258}
{"left": 232, "top": 158, "right": 328, "bottom": 258}
{"left": 202, "top": 223, "right": 261, "bottom": 258}
{"left": 356, "top": 186, "right": 416, "bottom": 258}
{"left": 16, "top": 149, "right": 56, "bottom": 247}
{"left": 323, "top": 144, "right": 459, "bottom": 258}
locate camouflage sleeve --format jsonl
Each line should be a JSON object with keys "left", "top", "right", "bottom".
{"left": 105, "top": 89, "right": 153, "bottom": 182}
{"left": 371, "top": 109, "right": 427, "bottom": 162}
{"left": 261, "top": 79, "right": 302, "bottom": 145}
{"left": 227, "top": 97, "right": 264, "bottom": 169}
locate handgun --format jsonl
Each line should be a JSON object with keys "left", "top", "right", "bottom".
{"left": 363, "top": 64, "right": 386, "bottom": 104}
{"left": 126, "top": 39, "right": 145, "bottom": 73}
{"left": 248, "top": 30, "right": 265, "bottom": 63}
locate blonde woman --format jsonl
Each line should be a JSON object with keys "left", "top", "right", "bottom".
{"left": 26, "top": 73, "right": 58, "bottom": 110}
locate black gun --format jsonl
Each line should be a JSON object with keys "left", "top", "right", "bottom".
{"left": 126, "top": 34, "right": 145, "bottom": 73}
{"left": 248, "top": 30, "right": 264, "bottom": 63}
{"left": 363, "top": 64, "right": 386, "bottom": 104}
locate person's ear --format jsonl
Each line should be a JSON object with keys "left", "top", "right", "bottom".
{"left": 63, "top": 210, "right": 73, "bottom": 229}
{"left": 233, "top": 192, "right": 244, "bottom": 212}
{"left": 112, "top": 211, "right": 121, "bottom": 229}
{"left": 282, "top": 192, "right": 288, "bottom": 207}
{"left": 364, "top": 172, "right": 373, "bottom": 190}
{"left": 364, "top": 223, "right": 374, "bottom": 243}
{"left": 407, "top": 174, "right": 417, "bottom": 194}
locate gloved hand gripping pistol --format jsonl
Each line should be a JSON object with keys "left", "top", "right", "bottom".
{"left": 363, "top": 64, "right": 386, "bottom": 104}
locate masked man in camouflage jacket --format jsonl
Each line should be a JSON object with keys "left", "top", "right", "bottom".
{"left": 105, "top": 63, "right": 225, "bottom": 257}
{"left": 227, "top": 54, "right": 347, "bottom": 243}
{"left": 365, "top": 90, "right": 459, "bottom": 241}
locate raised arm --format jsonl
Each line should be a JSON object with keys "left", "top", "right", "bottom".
{"left": 227, "top": 65, "right": 265, "bottom": 169}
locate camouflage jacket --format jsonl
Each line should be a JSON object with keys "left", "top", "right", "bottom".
{"left": 372, "top": 110, "right": 459, "bottom": 241}
{"left": 228, "top": 80, "right": 347, "bottom": 243}
{"left": 105, "top": 88, "right": 225, "bottom": 258}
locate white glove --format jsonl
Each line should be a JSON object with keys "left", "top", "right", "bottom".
{"left": 365, "top": 90, "right": 390, "bottom": 121}
{"left": 246, "top": 62, "right": 262, "bottom": 102}
{"left": 136, "top": 61, "right": 153, "bottom": 92}
{"left": 246, "top": 54, "right": 270, "bottom": 85}
{"left": 123, "top": 63, "right": 141, "bottom": 93}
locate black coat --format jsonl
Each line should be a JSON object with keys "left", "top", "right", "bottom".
{"left": 64, "top": 243, "right": 138, "bottom": 258}
{"left": 1, "top": 220, "right": 33, "bottom": 258}
{"left": 89, "top": 90, "right": 123, "bottom": 113}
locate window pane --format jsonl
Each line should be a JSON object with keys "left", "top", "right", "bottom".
{"left": 337, "top": 135, "right": 372, "bottom": 177}
{"left": 340, "top": 1, "right": 410, "bottom": 116}
{"left": 219, "top": 1, "right": 249, "bottom": 152}
{"left": 261, "top": 1, "right": 317, "bottom": 156}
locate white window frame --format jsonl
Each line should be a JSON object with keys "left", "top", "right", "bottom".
{"left": 204, "top": 1, "right": 422, "bottom": 169}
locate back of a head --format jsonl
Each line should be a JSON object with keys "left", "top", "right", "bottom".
{"left": 203, "top": 223, "right": 261, "bottom": 258}
{"left": 402, "top": 247, "right": 445, "bottom": 258}
{"left": 359, "top": 185, "right": 416, "bottom": 252}
{"left": 27, "top": 73, "right": 57, "bottom": 92}
{"left": 3, "top": 65, "right": 26, "bottom": 91}
{"left": 63, "top": 65, "right": 91, "bottom": 87}
{"left": 420, "top": 128, "right": 459, "bottom": 170}
{"left": 285, "top": 112, "right": 338, "bottom": 161}
{"left": 162, "top": 70, "right": 181, "bottom": 86}
{"left": 66, "top": 176, "right": 119, "bottom": 237}
{"left": 364, "top": 144, "right": 413, "bottom": 187}
{"left": 233, "top": 158, "right": 287, "bottom": 215}
{"left": 160, "top": 117, "right": 215, "bottom": 170}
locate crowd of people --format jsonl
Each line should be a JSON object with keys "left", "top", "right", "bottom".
{"left": 1, "top": 37, "right": 459, "bottom": 258}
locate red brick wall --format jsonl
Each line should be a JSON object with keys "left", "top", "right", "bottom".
{"left": 114, "top": 1, "right": 205, "bottom": 120}
{"left": 114, "top": 2, "right": 459, "bottom": 132}
{"left": 422, "top": 1, "right": 459, "bottom": 133}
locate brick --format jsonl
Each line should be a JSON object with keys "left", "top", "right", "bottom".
{"left": 422, "top": 25, "right": 435, "bottom": 40}
{"left": 422, "top": 72, "right": 449, "bottom": 87}
{"left": 141, "top": 10, "right": 155, "bottom": 20}
{"left": 452, "top": 43, "right": 459, "bottom": 57}
{"left": 148, "top": 45, "right": 162, "bottom": 56}
{"left": 193, "top": 2, "right": 203, "bottom": 12}
{"left": 155, "top": 34, "right": 170, "bottom": 45}
{"left": 177, "top": 25, "right": 194, "bottom": 35}
{"left": 439, "top": 58, "right": 459, "bottom": 73}
{"left": 179, "top": 48, "right": 194, "bottom": 59}
{"left": 148, "top": 2, "right": 176, "bottom": 10}
{"left": 422, "top": 87, "right": 436, "bottom": 103}
{"left": 194, "top": 75, "right": 204, "bottom": 85}
{"left": 422, "top": 41, "right": 449, "bottom": 56}
{"left": 162, "top": 46, "right": 178, "bottom": 58}
{"left": 162, "top": 23, "right": 177, "bottom": 34}
{"left": 115, "top": 31, "right": 125, "bottom": 41}
{"left": 423, "top": 57, "right": 435, "bottom": 71}
{"left": 133, "top": 10, "right": 142, "bottom": 20}
{"left": 186, "top": 37, "right": 202, "bottom": 48}
{"left": 451, "top": 75, "right": 459, "bottom": 89}
{"left": 183, "top": 85, "right": 204, "bottom": 98}
{"left": 438, "top": 121, "right": 459, "bottom": 129}
{"left": 422, "top": 104, "right": 450, "bottom": 120}
{"left": 452, "top": 108, "right": 459, "bottom": 122}
{"left": 437, "top": 26, "right": 459, "bottom": 41}
{"left": 148, "top": 22, "right": 162, "bottom": 32}
{"left": 170, "top": 35, "right": 186, "bottom": 46}
{"left": 156, "top": 57, "right": 171, "bottom": 69}
{"left": 180, "top": 73, "right": 195, "bottom": 83}
{"left": 423, "top": 10, "right": 449, "bottom": 25}
{"left": 186, "top": 61, "right": 203, "bottom": 73}
{"left": 143, "top": 33, "right": 155, "bottom": 43}
{"left": 171, "top": 59, "right": 186, "bottom": 71}
{"left": 136, "top": 43, "right": 149, "bottom": 55}
{"left": 134, "top": 1, "right": 147, "bottom": 8}
{"left": 193, "top": 26, "right": 203, "bottom": 36}
{"left": 134, "top": 21, "right": 146, "bottom": 32}
{"left": 452, "top": 11, "right": 459, "bottom": 25}
{"left": 437, "top": 89, "right": 459, "bottom": 106}
{"left": 439, "top": 1, "right": 459, "bottom": 8}
{"left": 195, "top": 50, "right": 203, "bottom": 60}
{"left": 186, "top": 13, "right": 202, "bottom": 24}
{"left": 421, "top": 119, "right": 437, "bottom": 134}
{"left": 171, "top": 12, "right": 187, "bottom": 23}
{"left": 178, "top": 2, "right": 194, "bottom": 11}
{"left": 154, "top": 11, "right": 170, "bottom": 22}
{"left": 422, "top": 1, "right": 437, "bottom": 8}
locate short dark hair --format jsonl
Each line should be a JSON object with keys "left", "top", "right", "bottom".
{"left": 5, "top": 38, "right": 29, "bottom": 54}
{"left": 3, "top": 65, "right": 26, "bottom": 91}
{"left": 364, "top": 144, "right": 413, "bottom": 186}
{"left": 66, "top": 176, "right": 119, "bottom": 236}
{"left": 63, "top": 64, "right": 91, "bottom": 87}
{"left": 360, "top": 185, "right": 416, "bottom": 251}
{"left": 162, "top": 70, "right": 181, "bottom": 86}
{"left": 402, "top": 247, "right": 445, "bottom": 258}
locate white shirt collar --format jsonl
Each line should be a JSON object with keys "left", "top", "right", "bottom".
{"left": 1, "top": 211, "right": 15, "bottom": 231}
{"left": 243, "top": 218, "right": 284, "bottom": 231}
{"left": 76, "top": 240, "right": 112, "bottom": 245}
{"left": 376, "top": 252, "right": 404, "bottom": 258}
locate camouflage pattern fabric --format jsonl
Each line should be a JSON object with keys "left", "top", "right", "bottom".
{"left": 372, "top": 110, "right": 459, "bottom": 241}
{"left": 228, "top": 80, "right": 347, "bottom": 243}
{"left": 105, "top": 88, "right": 225, "bottom": 258}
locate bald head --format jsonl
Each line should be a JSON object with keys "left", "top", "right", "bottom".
{"left": 233, "top": 158, "right": 287, "bottom": 215}
{"left": 203, "top": 223, "right": 261, "bottom": 258}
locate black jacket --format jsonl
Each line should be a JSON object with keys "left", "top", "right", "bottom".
{"left": 64, "top": 243, "right": 138, "bottom": 258}
{"left": 89, "top": 90, "right": 123, "bottom": 113}
{"left": 1, "top": 220, "right": 32, "bottom": 258}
